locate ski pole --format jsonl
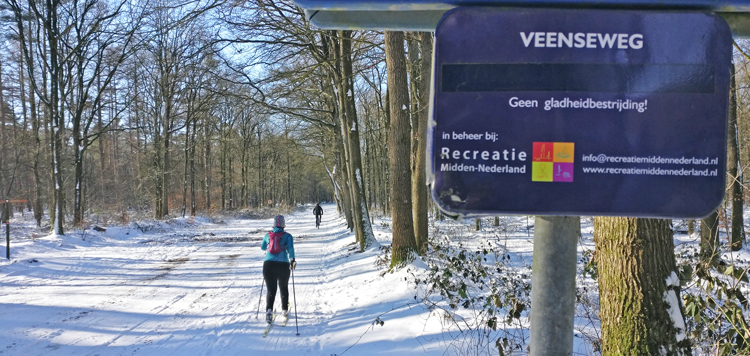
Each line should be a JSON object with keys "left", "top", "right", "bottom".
{"left": 291, "top": 264, "right": 300, "bottom": 336}
{"left": 256, "top": 278, "right": 265, "bottom": 319}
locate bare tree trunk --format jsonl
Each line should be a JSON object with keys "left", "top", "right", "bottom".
{"left": 98, "top": 74, "right": 106, "bottom": 209}
{"left": 594, "top": 217, "right": 691, "bottom": 355}
{"left": 257, "top": 127, "right": 263, "bottom": 208}
{"left": 18, "top": 25, "right": 44, "bottom": 226}
{"left": 162, "top": 114, "right": 171, "bottom": 218}
{"left": 332, "top": 32, "right": 361, "bottom": 241}
{"left": 182, "top": 119, "right": 191, "bottom": 217}
{"left": 27, "top": 24, "right": 43, "bottom": 226}
{"left": 221, "top": 121, "right": 227, "bottom": 209}
{"left": 46, "top": 0, "right": 65, "bottom": 235}
{"left": 0, "top": 54, "right": 6, "bottom": 207}
{"left": 73, "top": 140, "right": 84, "bottom": 226}
{"left": 240, "top": 121, "right": 252, "bottom": 208}
{"left": 334, "top": 138, "right": 354, "bottom": 231}
{"left": 190, "top": 117, "right": 197, "bottom": 215}
{"left": 110, "top": 86, "right": 121, "bottom": 212}
{"left": 286, "top": 146, "right": 291, "bottom": 205}
{"left": 40, "top": 28, "right": 54, "bottom": 229}
{"left": 229, "top": 153, "right": 234, "bottom": 208}
{"left": 411, "top": 32, "right": 432, "bottom": 255}
{"left": 154, "top": 115, "right": 164, "bottom": 218}
{"left": 385, "top": 31, "right": 416, "bottom": 267}
{"left": 363, "top": 113, "right": 375, "bottom": 210}
{"left": 337, "top": 30, "right": 375, "bottom": 250}
{"left": 701, "top": 210, "right": 720, "bottom": 266}
{"left": 72, "top": 52, "right": 85, "bottom": 226}
{"left": 728, "top": 63, "right": 744, "bottom": 251}
{"left": 383, "top": 89, "right": 391, "bottom": 216}
{"left": 316, "top": 64, "right": 352, "bottom": 226}
{"left": 205, "top": 121, "right": 212, "bottom": 211}
{"left": 41, "top": 28, "right": 57, "bottom": 232}
{"left": 241, "top": 138, "right": 247, "bottom": 208}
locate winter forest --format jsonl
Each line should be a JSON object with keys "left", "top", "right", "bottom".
{"left": 0, "top": 1, "right": 750, "bottom": 355}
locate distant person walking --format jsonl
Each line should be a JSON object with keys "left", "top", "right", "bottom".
{"left": 261, "top": 215, "right": 296, "bottom": 324}
{"left": 313, "top": 203, "right": 324, "bottom": 228}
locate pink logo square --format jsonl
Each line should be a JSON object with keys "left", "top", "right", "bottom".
{"left": 553, "top": 163, "right": 574, "bottom": 182}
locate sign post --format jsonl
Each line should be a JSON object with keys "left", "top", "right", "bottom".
{"left": 530, "top": 216, "right": 579, "bottom": 355}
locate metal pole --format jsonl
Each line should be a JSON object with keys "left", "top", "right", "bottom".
{"left": 256, "top": 278, "right": 265, "bottom": 319}
{"left": 529, "top": 215, "right": 579, "bottom": 356}
{"left": 5, "top": 197, "right": 9, "bottom": 260}
{"left": 291, "top": 265, "right": 299, "bottom": 336}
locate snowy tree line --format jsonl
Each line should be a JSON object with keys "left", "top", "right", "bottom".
{"left": 0, "top": 1, "right": 374, "bottom": 232}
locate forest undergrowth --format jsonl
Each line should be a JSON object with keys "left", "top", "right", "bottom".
{"left": 400, "top": 215, "right": 750, "bottom": 356}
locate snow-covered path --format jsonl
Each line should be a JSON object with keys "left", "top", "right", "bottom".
{"left": 0, "top": 205, "right": 443, "bottom": 356}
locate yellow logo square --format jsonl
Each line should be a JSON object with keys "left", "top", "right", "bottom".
{"left": 532, "top": 162, "right": 554, "bottom": 182}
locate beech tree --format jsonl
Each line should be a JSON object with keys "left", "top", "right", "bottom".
{"left": 385, "top": 30, "right": 416, "bottom": 267}
{"left": 409, "top": 32, "right": 432, "bottom": 255}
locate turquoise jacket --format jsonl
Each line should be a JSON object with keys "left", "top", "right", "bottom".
{"left": 261, "top": 227, "right": 295, "bottom": 262}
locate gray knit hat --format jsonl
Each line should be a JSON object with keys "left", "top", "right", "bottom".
{"left": 274, "top": 215, "right": 285, "bottom": 228}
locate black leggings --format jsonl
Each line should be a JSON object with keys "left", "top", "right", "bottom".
{"left": 263, "top": 261, "right": 291, "bottom": 311}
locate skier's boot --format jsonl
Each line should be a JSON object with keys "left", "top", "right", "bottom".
{"left": 266, "top": 309, "right": 273, "bottom": 324}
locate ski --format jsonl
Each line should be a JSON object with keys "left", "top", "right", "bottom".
{"left": 262, "top": 314, "right": 276, "bottom": 338}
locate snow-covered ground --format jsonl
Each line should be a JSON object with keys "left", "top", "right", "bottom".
{"left": 1, "top": 205, "right": 747, "bottom": 355}
{"left": 0, "top": 204, "right": 454, "bottom": 356}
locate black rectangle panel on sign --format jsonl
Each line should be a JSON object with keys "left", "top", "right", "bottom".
{"left": 441, "top": 63, "right": 715, "bottom": 94}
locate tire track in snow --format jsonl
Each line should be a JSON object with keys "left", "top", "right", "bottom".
{"left": 2, "top": 248, "right": 203, "bottom": 354}
{"left": 106, "top": 249, "right": 254, "bottom": 353}
{"left": 42, "top": 255, "right": 196, "bottom": 350}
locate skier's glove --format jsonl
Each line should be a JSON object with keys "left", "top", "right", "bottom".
{"left": 290, "top": 258, "right": 297, "bottom": 271}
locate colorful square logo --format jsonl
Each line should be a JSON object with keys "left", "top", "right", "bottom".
{"left": 532, "top": 142, "right": 574, "bottom": 182}
{"left": 533, "top": 142, "right": 554, "bottom": 162}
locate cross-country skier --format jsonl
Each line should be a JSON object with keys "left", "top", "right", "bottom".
{"left": 261, "top": 215, "right": 296, "bottom": 324}
{"left": 313, "top": 203, "right": 323, "bottom": 228}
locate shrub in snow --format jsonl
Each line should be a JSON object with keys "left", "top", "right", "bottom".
{"left": 677, "top": 244, "right": 750, "bottom": 355}
{"left": 412, "top": 220, "right": 531, "bottom": 355}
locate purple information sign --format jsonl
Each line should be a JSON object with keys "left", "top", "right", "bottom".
{"left": 428, "top": 8, "right": 732, "bottom": 218}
